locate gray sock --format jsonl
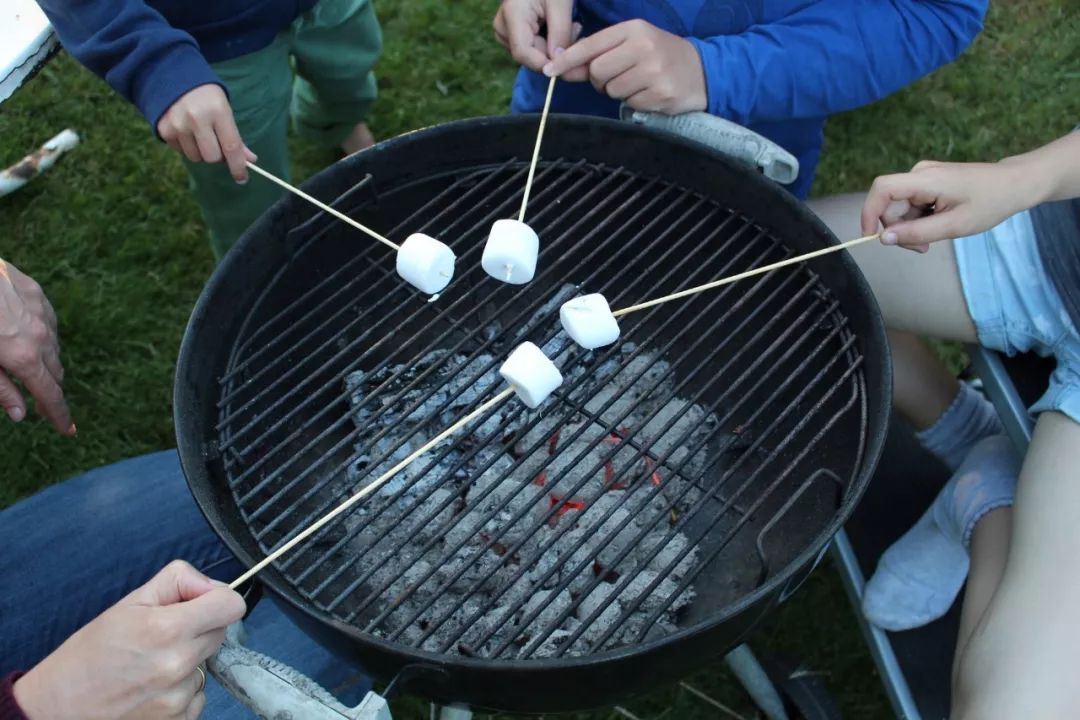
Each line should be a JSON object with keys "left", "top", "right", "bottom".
{"left": 915, "top": 381, "right": 1004, "bottom": 471}
{"left": 862, "top": 435, "right": 1020, "bottom": 631}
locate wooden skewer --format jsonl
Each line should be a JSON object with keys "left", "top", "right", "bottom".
{"left": 518, "top": 75, "right": 557, "bottom": 223}
{"left": 246, "top": 162, "right": 399, "bottom": 251}
{"left": 229, "top": 386, "right": 515, "bottom": 589}
{"left": 611, "top": 233, "right": 880, "bottom": 318}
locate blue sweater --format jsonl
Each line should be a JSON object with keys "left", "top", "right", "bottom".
{"left": 36, "top": 0, "right": 317, "bottom": 130}
{"left": 512, "top": 0, "right": 988, "bottom": 197}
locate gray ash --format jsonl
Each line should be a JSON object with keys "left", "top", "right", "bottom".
{"left": 339, "top": 293, "right": 718, "bottom": 659}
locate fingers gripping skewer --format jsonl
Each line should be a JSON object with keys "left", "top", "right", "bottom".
{"left": 245, "top": 161, "right": 399, "bottom": 251}
{"left": 229, "top": 387, "right": 516, "bottom": 590}
{"left": 518, "top": 75, "right": 557, "bottom": 223}
{"left": 611, "top": 233, "right": 881, "bottom": 317}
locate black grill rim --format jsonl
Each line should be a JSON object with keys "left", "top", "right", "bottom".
{"left": 175, "top": 114, "right": 892, "bottom": 675}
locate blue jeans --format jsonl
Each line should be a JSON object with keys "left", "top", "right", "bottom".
{"left": 0, "top": 450, "right": 370, "bottom": 717}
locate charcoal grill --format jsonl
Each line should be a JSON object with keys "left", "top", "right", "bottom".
{"left": 176, "top": 115, "right": 891, "bottom": 713}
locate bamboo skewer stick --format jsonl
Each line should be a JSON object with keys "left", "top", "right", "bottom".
{"left": 246, "top": 161, "right": 399, "bottom": 251}
{"left": 518, "top": 76, "right": 557, "bottom": 223}
{"left": 611, "top": 233, "right": 880, "bottom": 318}
{"left": 230, "top": 387, "right": 516, "bottom": 589}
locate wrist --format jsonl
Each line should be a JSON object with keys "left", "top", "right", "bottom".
{"left": 996, "top": 153, "right": 1055, "bottom": 211}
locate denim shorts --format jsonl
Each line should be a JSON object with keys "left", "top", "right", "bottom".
{"left": 955, "top": 210, "right": 1080, "bottom": 423}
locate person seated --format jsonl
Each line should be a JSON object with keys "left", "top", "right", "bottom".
{"left": 0, "top": 258, "right": 369, "bottom": 719}
{"left": 494, "top": 0, "right": 989, "bottom": 198}
{"left": 809, "top": 129, "right": 1080, "bottom": 719}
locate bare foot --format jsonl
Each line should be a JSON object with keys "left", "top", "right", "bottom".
{"left": 341, "top": 122, "right": 375, "bottom": 155}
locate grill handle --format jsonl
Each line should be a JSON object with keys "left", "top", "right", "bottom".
{"left": 208, "top": 621, "right": 391, "bottom": 720}
{"left": 618, "top": 105, "right": 799, "bottom": 185}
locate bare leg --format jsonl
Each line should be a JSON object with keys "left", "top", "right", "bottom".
{"left": 889, "top": 330, "right": 960, "bottom": 431}
{"left": 807, "top": 194, "right": 974, "bottom": 428}
{"left": 952, "top": 506, "right": 1012, "bottom": 688}
{"left": 953, "top": 412, "right": 1080, "bottom": 719}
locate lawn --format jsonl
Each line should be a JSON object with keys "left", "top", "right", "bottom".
{"left": 1, "top": 0, "right": 1078, "bottom": 717}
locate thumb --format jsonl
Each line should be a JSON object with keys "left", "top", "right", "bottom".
{"left": 880, "top": 210, "right": 963, "bottom": 248}
{"left": 0, "top": 369, "right": 27, "bottom": 422}
{"left": 166, "top": 587, "right": 247, "bottom": 636}
{"left": 130, "top": 560, "right": 219, "bottom": 607}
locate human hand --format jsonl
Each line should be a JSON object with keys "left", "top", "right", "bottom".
{"left": 493, "top": 0, "right": 580, "bottom": 75}
{"left": 861, "top": 160, "right": 1041, "bottom": 251}
{"left": 0, "top": 258, "right": 73, "bottom": 434}
{"left": 13, "top": 560, "right": 245, "bottom": 720}
{"left": 157, "top": 84, "right": 257, "bottom": 183}
{"left": 542, "top": 19, "right": 707, "bottom": 114}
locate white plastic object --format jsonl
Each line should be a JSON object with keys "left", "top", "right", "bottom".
{"left": 395, "top": 233, "right": 455, "bottom": 294}
{"left": 482, "top": 219, "right": 539, "bottom": 284}
{"left": 559, "top": 293, "right": 620, "bottom": 350}
{"left": 499, "top": 341, "right": 563, "bottom": 409}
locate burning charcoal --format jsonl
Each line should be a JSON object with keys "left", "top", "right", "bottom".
{"left": 575, "top": 589, "right": 625, "bottom": 649}
{"left": 482, "top": 219, "right": 539, "bottom": 284}
{"left": 532, "top": 628, "right": 575, "bottom": 658}
{"left": 521, "top": 589, "right": 574, "bottom": 638}
{"left": 340, "top": 318, "right": 716, "bottom": 659}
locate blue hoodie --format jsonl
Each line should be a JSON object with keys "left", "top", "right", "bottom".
{"left": 512, "top": 0, "right": 988, "bottom": 197}
{"left": 36, "top": 0, "right": 318, "bottom": 131}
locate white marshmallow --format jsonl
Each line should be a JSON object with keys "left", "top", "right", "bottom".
{"left": 559, "top": 293, "right": 621, "bottom": 349}
{"left": 499, "top": 341, "right": 563, "bottom": 409}
{"left": 396, "top": 233, "right": 456, "bottom": 294}
{"left": 482, "top": 219, "right": 539, "bottom": 284}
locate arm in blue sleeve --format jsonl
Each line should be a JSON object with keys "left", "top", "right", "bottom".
{"left": 35, "top": 0, "right": 222, "bottom": 131}
{"left": 687, "top": 0, "right": 987, "bottom": 125}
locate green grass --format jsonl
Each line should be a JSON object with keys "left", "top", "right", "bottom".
{"left": 2, "top": 0, "right": 1078, "bottom": 716}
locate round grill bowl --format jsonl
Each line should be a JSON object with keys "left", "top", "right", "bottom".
{"left": 175, "top": 115, "right": 891, "bottom": 713}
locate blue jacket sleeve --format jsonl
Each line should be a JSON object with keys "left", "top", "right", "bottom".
{"left": 35, "top": 0, "right": 222, "bottom": 131}
{"left": 687, "top": 0, "right": 987, "bottom": 125}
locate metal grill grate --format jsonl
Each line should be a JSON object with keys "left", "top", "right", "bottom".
{"left": 215, "top": 158, "right": 867, "bottom": 661}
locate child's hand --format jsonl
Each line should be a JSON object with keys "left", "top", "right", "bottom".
{"left": 157, "top": 84, "right": 257, "bottom": 184}
{"left": 861, "top": 160, "right": 1040, "bottom": 250}
{"left": 493, "top": 0, "right": 581, "bottom": 76}
{"left": 542, "top": 19, "right": 707, "bottom": 115}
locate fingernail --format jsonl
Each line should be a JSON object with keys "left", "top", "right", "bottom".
{"left": 542, "top": 63, "right": 555, "bottom": 77}
{"left": 881, "top": 231, "right": 898, "bottom": 245}
{"left": 554, "top": 47, "right": 565, "bottom": 55}
{"left": 7, "top": 407, "right": 24, "bottom": 422}
{"left": 916, "top": 245, "right": 929, "bottom": 254}
{"left": 237, "top": 177, "right": 248, "bottom": 185}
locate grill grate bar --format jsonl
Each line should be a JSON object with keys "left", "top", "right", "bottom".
{"left": 336, "top": 239, "right": 798, "bottom": 630}
{"left": 213, "top": 158, "right": 873, "bottom": 663}
{"left": 287, "top": 199, "right": 756, "bottom": 582}
{"left": 411, "top": 279, "right": 835, "bottom": 650}
{"left": 217, "top": 159, "right": 581, "bottom": 439}
{"left": 489, "top": 299, "right": 851, "bottom": 657}
{"left": 622, "top": 363, "right": 861, "bottom": 643}
{"left": 291, "top": 213, "right": 765, "bottom": 598}
{"left": 219, "top": 159, "right": 521, "bottom": 386}
{"left": 534, "top": 336, "right": 860, "bottom": 658}
{"left": 232, "top": 171, "right": 679, "bottom": 525}
{"left": 222, "top": 164, "right": 634, "bottom": 496}
{"left": 240, "top": 177, "right": 712, "bottom": 557}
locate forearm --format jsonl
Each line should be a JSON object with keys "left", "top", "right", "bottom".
{"left": 692, "top": 0, "right": 986, "bottom": 124}
{"left": 1002, "top": 132, "right": 1080, "bottom": 208}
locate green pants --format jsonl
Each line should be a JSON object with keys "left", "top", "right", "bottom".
{"left": 184, "top": 0, "right": 382, "bottom": 259}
